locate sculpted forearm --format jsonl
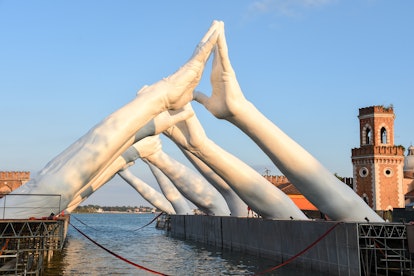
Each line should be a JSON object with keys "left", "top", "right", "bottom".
{"left": 180, "top": 136, "right": 307, "bottom": 220}
{"left": 118, "top": 168, "right": 176, "bottom": 214}
{"left": 225, "top": 100, "right": 384, "bottom": 221}
{"left": 143, "top": 148, "right": 230, "bottom": 216}
{"left": 145, "top": 161, "right": 192, "bottom": 215}
{"left": 180, "top": 147, "right": 247, "bottom": 217}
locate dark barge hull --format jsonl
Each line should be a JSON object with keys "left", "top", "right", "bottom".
{"left": 164, "top": 215, "right": 414, "bottom": 275}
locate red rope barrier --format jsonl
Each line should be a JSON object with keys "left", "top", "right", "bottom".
{"left": 70, "top": 222, "right": 170, "bottom": 276}
{"left": 134, "top": 212, "right": 165, "bottom": 231}
{"left": 254, "top": 221, "right": 342, "bottom": 275}
{"left": 71, "top": 215, "right": 99, "bottom": 231}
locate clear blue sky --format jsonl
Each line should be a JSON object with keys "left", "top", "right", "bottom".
{"left": 1, "top": 1, "right": 413, "bottom": 206}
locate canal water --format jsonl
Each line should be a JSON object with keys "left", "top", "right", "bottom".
{"left": 44, "top": 213, "right": 320, "bottom": 275}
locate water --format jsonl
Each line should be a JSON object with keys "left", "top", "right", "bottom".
{"left": 44, "top": 213, "right": 317, "bottom": 275}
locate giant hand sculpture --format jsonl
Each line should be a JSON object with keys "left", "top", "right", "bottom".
{"left": 0, "top": 21, "right": 223, "bottom": 219}
{"left": 145, "top": 161, "right": 193, "bottom": 215}
{"left": 194, "top": 23, "right": 383, "bottom": 222}
{"left": 65, "top": 108, "right": 194, "bottom": 213}
{"left": 165, "top": 104, "right": 308, "bottom": 220}
{"left": 117, "top": 168, "right": 176, "bottom": 214}
{"left": 179, "top": 148, "right": 248, "bottom": 217}
{"left": 135, "top": 135, "right": 230, "bottom": 216}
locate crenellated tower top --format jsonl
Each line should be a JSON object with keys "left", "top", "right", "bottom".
{"left": 357, "top": 105, "right": 396, "bottom": 147}
{"left": 358, "top": 105, "right": 394, "bottom": 117}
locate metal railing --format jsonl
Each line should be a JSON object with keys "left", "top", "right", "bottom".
{"left": 0, "top": 194, "right": 62, "bottom": 220}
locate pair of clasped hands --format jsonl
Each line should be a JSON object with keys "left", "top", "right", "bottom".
{"left": 135, "top": 20, "right": 247, "bottom": 158}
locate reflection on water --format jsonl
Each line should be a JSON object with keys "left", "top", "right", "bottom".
{"left": 44, "top": 214, "right": 318, "bottom": 275}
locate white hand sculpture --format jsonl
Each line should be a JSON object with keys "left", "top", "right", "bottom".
{"left": 179, "top": 147, "right": 248, "bottom": 217}
{"left": 134, "top": 135, "right": 230, "bottom": 216}
{"left": 0, "top": 20, "right": 222, "bottom": 219}
{"left": 118, "top": 168, "right": 176, "bottom": 214}
{"left": 65, "top": 108, "right": 193, "bottom": 213}
{"left": 133, "top": 108, "right": 194, "bottom": 142}
{"left": 145, "top": 161, "right": 193, "bottom": 215}
{"left": 194, "top": 23, "right": 383, "bottom": 222}
{"left": 137, "top": 20, "right": 223, "bottom": 111}
{"left": 165, "top": 104, "right": 308, "bottom": 220}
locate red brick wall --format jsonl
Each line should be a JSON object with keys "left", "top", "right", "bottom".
{"left": 352, "top": 106, "right": 405, "bottom": 211}
{"left": 376, "top": 161, "right": 404, "bottom": 210}
{"left": 353, "top": 162, "right": 375, "bottom": 208}
{"left": 0, "top": 171, "right": 30, "bottom": 195}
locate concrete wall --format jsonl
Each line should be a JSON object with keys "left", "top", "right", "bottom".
{"left": 170, "top": 216, "right": 360, "bottom": 275}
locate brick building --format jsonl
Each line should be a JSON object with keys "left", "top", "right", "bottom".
{"left": 351, "top": 106, "right": 407, "bottom": 211}
{"left": 264, "top": 105, "right": 414, "bottom": 217}
{"left": 0, "top": 171, "right": 30, "bottom": 196}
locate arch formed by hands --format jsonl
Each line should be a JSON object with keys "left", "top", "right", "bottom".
{"left": 1, "top": 21, "right": 383, "bottom": 223}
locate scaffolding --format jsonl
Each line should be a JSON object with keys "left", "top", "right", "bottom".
{"left": 0, "top": 218, "right": 68, "bottom": 275}
{"left": 358, "top": 223, "right": 414, "bottom": 276}
{"left": 0, "top": 194, "right": 68, "bottom": 275}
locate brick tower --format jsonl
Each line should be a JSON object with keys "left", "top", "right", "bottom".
{"left": 351, "top": 106, "right": 405, "bottom": 211}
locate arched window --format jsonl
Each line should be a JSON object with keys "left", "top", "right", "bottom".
{"left": 366, "top": 128, "right": 372, "bottom": 145}
{"left": 381, "top": 127, "right": 387, "bottom": 144}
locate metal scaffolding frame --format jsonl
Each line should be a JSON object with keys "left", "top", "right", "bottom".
{"left": 0, "top": 218, "right": 68, "bottom": 275}
{"left": 358, "top": 223, "right": 413, "bottom": 276}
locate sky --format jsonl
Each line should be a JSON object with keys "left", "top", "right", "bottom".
{"left": 1, "top": 0, "right": 413, "bottom": 207}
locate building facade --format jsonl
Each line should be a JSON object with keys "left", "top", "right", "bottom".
{"left": 0, "top": 171, "right": 30, "bottom": 196}
{"left": 351, "top": 106, "right": 405, "bottom": 211}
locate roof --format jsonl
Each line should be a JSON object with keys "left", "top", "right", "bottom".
{"left": 274, "top": 182, "right": 302, "bottom": 195}
{"left": 288, "top": 195, "right": 318, "bottom": 211}
{"left": 263, "top": 175, "right": 318, "bottom": 210}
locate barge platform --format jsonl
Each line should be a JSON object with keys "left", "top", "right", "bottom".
{"left": 163, "top": 215, "right": 414, "bottom": 275}
{"left": 0, "top": 216, "right": 69, "bottom": 275}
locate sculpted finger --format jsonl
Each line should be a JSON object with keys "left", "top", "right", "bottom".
{"left": 198, "top": 20, "right": 222, "bottom": 46}
{"left": 216, "top": 23, "right": 234, "bottom": 74}
{"left": 163, "top": 125, "right": 179, "bottom": 140}
{"left": 164, "top": 22, "right": 222, "bottom": 110}
{"left": 163, "top": 126, "right": 187, "bottom": 149}
{"left": 193, "top": 90, "right": 210, "bottom": 107}
{"left": 169, "top": 109, "right": 194, "bottom": 125}
{"left": 188, "top": 21, "right": 223, "bottom": 66}
{"left": 192, "top": 20, "right": 223, "bottom": 56}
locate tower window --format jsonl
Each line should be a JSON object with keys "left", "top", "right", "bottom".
{"left": 366, "top": 128, "right": 372, "bottom": 145}
{"left": 384, "top": 168, "right": 393, "bottom": 177}
{"left": 359, "top": 167, "right": 369, "bottom": 177}
{"left": 380, "top": 127, "right": 387, "bottom": 144}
